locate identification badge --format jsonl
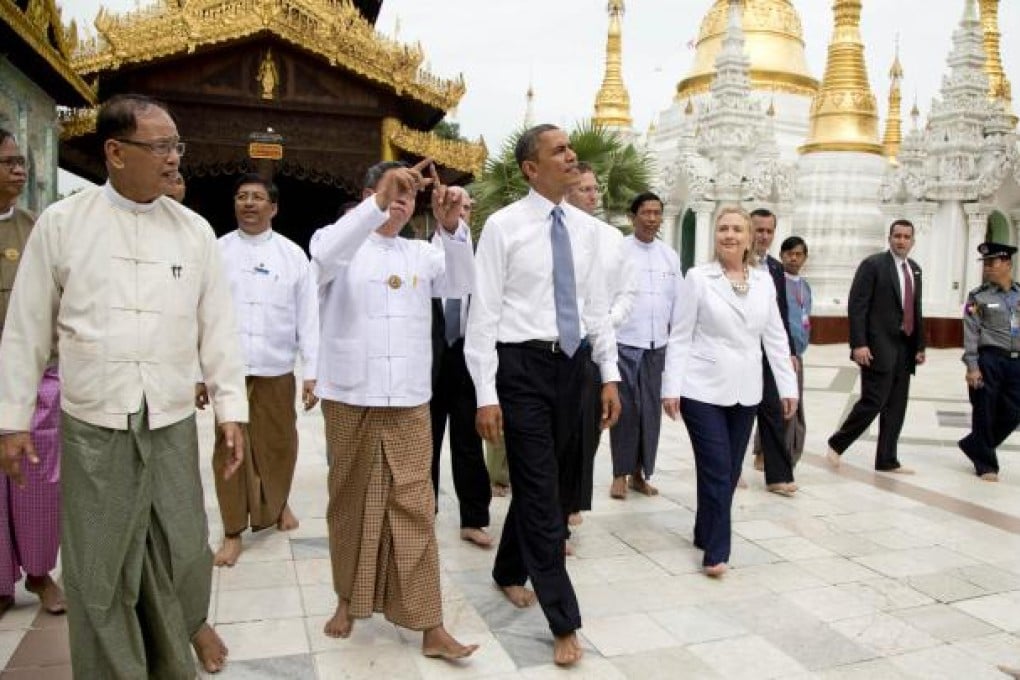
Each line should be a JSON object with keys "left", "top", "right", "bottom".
{"left": 1012, "top": 311, "right": 1019, "bottom": 338}
{"left": 387, "top": 274, "right": 402, "bottom": 289}
{"left": 3, "top": 248, "right": 18, "bottom": 261}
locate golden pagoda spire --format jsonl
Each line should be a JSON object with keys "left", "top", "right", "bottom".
{"left": 800, "top": 0, "right": 883, "bottom": 155}
{"left": 593, "top": 0, "right": 633, "bottom": 129}
{"left": 978, "top": 0, "right": 1016, "bottom": 123}
{"left": 882, "top": 37, "right": 903, "bottom": 162}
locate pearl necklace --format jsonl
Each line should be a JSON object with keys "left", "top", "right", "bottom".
{"left": 727, "top": 267, "right": 750, "bottom": 296}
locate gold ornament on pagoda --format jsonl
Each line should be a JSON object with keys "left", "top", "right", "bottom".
{"left": 677, "top": 0, "right": 819, "bottom": 100}
{"left": 593, "top": 0, "right": 633, "bottom": 129}
{"left": 978, "top": 0, "right": 1017, "bottom": 125}
{"left": 381, "top": 118, "right": 487, "bottom": 178}
{"left": 257, "top": 49, "right": 279, "bottom": 101}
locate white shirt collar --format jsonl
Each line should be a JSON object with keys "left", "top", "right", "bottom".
{"left": 236, "top": 227, "right": 273, "bottom": 244}
{"left": 889, "top": 250, "right": 908, "bottom": 267}
{"left": 0, "top": 206, "right": 14, "bottom": 221}
{"left": 524, "top": 188, "right": 567, "bottom": 216}
{"left": 103, "top": 181, "right": 159, "bottom": 214}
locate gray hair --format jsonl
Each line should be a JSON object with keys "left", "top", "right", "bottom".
{"left": 362, "top": 160, "right": 407, "bottom": 190}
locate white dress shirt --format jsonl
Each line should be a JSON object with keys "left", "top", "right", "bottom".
{"left": 597, "top": 222, "right": 638, "bottom": 331}
{"left": 891, "top": 250, "right": 910, "bottom": 311}
{"left": 615, "top": 236, "right": 681, "bottom": 349}
{"left": 662, "top": 261, "right": 796, "bottom": 405}
{"left": 465, "top": 189, "right": 620, "bottom": 408}
{"left": 0, "top": 183, "right": 247, "bottom": 430}
{"left": 218, "top": 228, "right": 318, "bottom": 380}
{"left": 431, "top": 227, "right": 473, "bottom": 339}
{"left": 310, "top": 196, "right": 474, "bottom": 407}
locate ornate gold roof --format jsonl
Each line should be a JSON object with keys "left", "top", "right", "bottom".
{"left": 382, "top": 118, "right": 487, "bottom": 177}
{"left": 677, "top": 0, "right": 819, "bottom": 100}
{"left": 978, "top": 0, "right": 1016, "bottom": 124}
{"left": 70, "top": 0, "right": 465, "bottom": 112}
{"left": 0, "top": 0, "right": 94, "bottom": 104}
{"left": 800, "top": 0, "right": 882, "bottom": 155}
{"left": 593, "top": 0, "right": 632, "bottom": 129}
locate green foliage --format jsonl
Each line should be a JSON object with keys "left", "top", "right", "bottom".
{"left": 433, "top": 119, "right": 464, "bottom": 141}
{"left": 468, "top": 122, "right": 653, "bottom": 233}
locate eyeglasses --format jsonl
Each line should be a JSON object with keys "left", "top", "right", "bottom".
{"left": 0, "top": 156, "right": 27, "bottom": 170}
{"left": 115, "top": 138, "right": 186, "bottom": 157}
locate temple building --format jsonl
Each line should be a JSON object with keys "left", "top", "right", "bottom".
{"left": 0, "top": 0, "right": 94, "bottom": 211}
{"left": 647, "top": 0, "right": 1019, "bottom": 346}
{"left": 53, "top": 0, "right": 485, "bottom": 246}
{"left": 592, "top": 0, "right": 634, "bottom": 137}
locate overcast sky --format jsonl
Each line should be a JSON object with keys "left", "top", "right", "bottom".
{"left": 61, "top": 0, "right": 1020, "bottom": 151}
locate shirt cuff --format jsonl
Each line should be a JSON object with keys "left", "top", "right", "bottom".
{"left": 599, "top": 361, "right": 621, "bottom": 383}
{"left": 476, "top": 384, "right": 499, "bottom": 408}
{"left": 213, "top": 400, "right": 249, "bottom": 425}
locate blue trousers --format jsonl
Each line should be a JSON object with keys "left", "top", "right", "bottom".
{"left": 960, "top": 350, "right": 1020, "bottom": 475}
{"left": 681, "top": 398, "right": 757, "bottom": 566}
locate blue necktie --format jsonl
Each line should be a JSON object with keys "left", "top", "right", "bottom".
{"left": 444, "top": 298, "right": 461, "bottom": 346}
{"left": 550, "top": 206, "right": 581, "bottom": 357}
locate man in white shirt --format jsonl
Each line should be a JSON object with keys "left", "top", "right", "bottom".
{"left": 202, "top": 174, "right": 319, "bottom": 567}
{"left": 564, "top": 162, "right": 635, "bottom": 523}
{"left": 311, "top": 160, "right": 477, "bottom": 660}
{"left": 609, "top": 192, "right": 680, "bottom": 500}
{"left": 0, "top": 94, "right": 247, "bottom": 676}
{"left": 465, "top": 124, "right": 622, "bottom": 667}
{"left": 429, "top": 189, "right": 493, "bottom": 548}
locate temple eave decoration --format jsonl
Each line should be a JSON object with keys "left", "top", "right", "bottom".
{"left": 70, "top": 0, "right": 465, "bottom": 112}
{"left": 0, "top": 0, "right": 95, "bottom": 104}
{"left": 382, "top": 118, "right": 487, "bottom": 177}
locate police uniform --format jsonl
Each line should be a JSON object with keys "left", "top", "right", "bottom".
{"left": 959, "top": 241, "right": 1020, "bottom": 478}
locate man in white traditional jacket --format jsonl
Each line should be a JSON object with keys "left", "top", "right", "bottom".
{"left": 0, "top": 94, "right": 247, "bottom": 677}
{"left": 311, "top": 159, "right": 477, "bottom": 659}
{"left": 201, "top": 174, "right": 319, "bottom": 567}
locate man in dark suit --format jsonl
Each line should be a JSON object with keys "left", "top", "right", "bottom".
{"left": 827, "top": 219, "right": 925, "bottom": 473}
{"left": 750, "top": 209, "right": 799, "bottom": 495}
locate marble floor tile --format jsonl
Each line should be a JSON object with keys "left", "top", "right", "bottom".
{"left": 836, "top": 578, "right": 934, "bottom": 611}
{"left": 290, "top": 537, "right": 330, "bottom": 560}
{"left": 609, "top": 646, "right": 723, "bottom": 679}
{"left": 828, "top": 612, "right": 941, "bottom": 656}
{"left": 299, "top": 584, "right": 337, "bottom": 617}
{"left": 783, "top": 586, "right": 876, "bottom": 622}
{"left": 809, "top": 658, "right": 916, "bottom": 679}
{"left": 687, "top": 634, "right": 808, "bottom": 679}
{"left": 733, "top": 520, "right": 798, "bottom": 541}
{"left": 756, "top": 620, "right": 876, "bottom": 671}
{"left": 647, "top": 605, "right": 747, "bottom": 644}
{"left": 887, "top": 642, "right": 1008, "bottom": 680}
{"left": 950, "top": 591, "right": 1020, "bottom": 632}
{"left": 890, "top": 603, "right": 999, "bottom": 642}
{"left": 216, "top": 585, "right": 304, "bottom": 623}
{"left": 580, "top": 613, "right": 677, "bottom": 657}
{"left": 852, "top": 546, "right": 979, "bottom": 578}
{"left": 293, "top": 558, "right": 332, "bottom": 586}
{"left": 520, "top": 656, "right": 627, "bottom": 679}
{"left": 0, "top": 630, "right": 23, "bottom": 667}
{"left": 215, "top": 618, "right": 310, "bottom": 661}
{"left": 733, "top": 561, "right": 829, "bottom": 593}
{"left": 303, "top": 614, "right": 403, "bottom": 653}
{"left": 217, "top": 559, "right": 297, "bottom": 591}
{"left": 905, "top": 572, "right": 993, "bottom": 603}
{"left": 950, "top": 632, "right": 1020, "bottom": 669}
{"left": 582, "top": 554, "right": 672, "bottom": 584}
{"left": 492, "top": 629, "right": 598, "bottom": 671}
{"left": 755, "top": 536, "right": 836, "bottom": 562}
{"left": 794, "top": 556, "right": 881, "bottom": 585}
{"left": 313, "top": 645, "right": 423, "bottom": 679}
{"left": 411, "top": 631, "right": 517, "bottom": 680}
{"left": 202, "top": 653, "right": 315, "bottom": 679}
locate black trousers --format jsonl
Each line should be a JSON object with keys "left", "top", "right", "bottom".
{"left": 430, "top": 339, "right": 491, "bottom": 529}
{"left": 828, "top": 337, "right": 912, "bottom": 470}
{"left": 568, "top": 361, "right": 602, "bottom": 513}
{"left": 757, "top": 359, "right": 794, "bottom": 484}
{"left": 959, "top": 350, "right": 1020, "bottom": 475}
{"left": 492, "top": 342, "right": 586, "bottom": 636}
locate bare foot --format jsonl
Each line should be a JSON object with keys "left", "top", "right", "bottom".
{"left": 980, "top": 472, "right": 1000, "bottom": 482}
{"left": 0, "top": 595, "right": 13, "bottom": 619}
{"left": 277, "top": 505, "right": 300, "bottom": 532}
{"left": 553, "top": 632, "right": 583, "bottom": 666}
{"left": 499, "top": 584, "right": 536, "bottom": 608}
{"left": 997, "top": 665, "right": 1020, "bottom": 679}
{"left": 25, "top": 574, "right": 66, "bottom": 614}
{"left": 564, "top": 541, "right": 575, "bottom": 556}
{"left": 826, "top": 447, "right": 841, "bottom": 469}
{"left": 885, "top": 466, "right": 915, "bottom": 475}
{"left": 422, "top": 625, "right": 479, "bottom": 659}
{"left": 491, "top": 483, "right": 509, "bottom": 497}
{"left": 766, "top": 483, "right": 795, "bottom": 497}
{"left": 323, "top": 599, "right": 353, "bottom": 638}
{"left": 214, "top": 535, "right": 242, "bottom": 567}
{"left": 703, "top": 563, "right": 728, "bottom": 578}
{"left": 753, "top": 453, "right": 764, "bottom": 471}
{"left": 567, "top": 512, "right": 583, "bottom": 526}
{"left": 191, "top": 623, "right": 229, "bottom": 673}
{"left": 629, "top": 474, "right": 659, "bottom": 496}
{"left": 460, "top": 527, "right": 494, "bottom": 548}
{"left": 609, "top": 476, "right": 627, "bottom": 500}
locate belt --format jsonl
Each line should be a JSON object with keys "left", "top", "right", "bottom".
{"left": 498, "top": 338, "right": 590, "bottom": 354}
{"left": 980, "top": 346, "right": 1020, "bottom": 359}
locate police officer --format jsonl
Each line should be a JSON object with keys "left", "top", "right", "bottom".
{"left": 959, "top": 241, "right": 1020, "bottom": 482}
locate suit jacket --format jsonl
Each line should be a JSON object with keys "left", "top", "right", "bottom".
{"left": 765, "top": 254, "right": 796, "bottom": 355}
{"left": 663, "top": 261, "right": 797, "bottom": 406}
{"left": 847, "top": 250, "right": 925, "bottom": 374}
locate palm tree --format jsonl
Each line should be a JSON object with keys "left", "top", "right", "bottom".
{"left": 469, "top": 122, "right": 653, "bottom": 233}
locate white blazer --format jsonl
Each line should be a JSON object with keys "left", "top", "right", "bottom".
{"left": 662, "top": 261, "right": 796, "bottom": 406}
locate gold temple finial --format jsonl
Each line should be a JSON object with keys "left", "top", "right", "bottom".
{"left": 257, "top": 48, "right": 278, "bottom": 100}
{"left": 800, "top": 0, "right": 883, "bottom": 155}
{"left": 978, "top": 0, "right": 1016, "bottom": 124}
{"left": 684, "top": 97, "right": 694, "bottom": 115}
{"left": 882, "top": 36, "right": 903, "bottom": 162}
{"left": 910, "top": 93, "right": 920, "bottom": 129}
{"left": 766, "top": 94, "right": 776, "bottom": 117}
{"left": 593, "top": 0, "right": 633, "bottom": 129}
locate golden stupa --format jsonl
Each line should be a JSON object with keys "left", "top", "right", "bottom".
{"left": 676, "top": 0, "right": 819, "bottom": 100}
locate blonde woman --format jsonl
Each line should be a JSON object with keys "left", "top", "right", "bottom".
{"left": 662, "top": 206, "right": 797, "bottom": 577}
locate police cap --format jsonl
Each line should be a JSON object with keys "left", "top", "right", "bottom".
{"left": 977, "top": 241, "right": 1018, "bottom": 260}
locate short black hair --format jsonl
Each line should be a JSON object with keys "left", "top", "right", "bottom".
{"left": 0, "top": 128, "right": 13, "bottom": 146}
{"left": 889, "top": 219, "right": 914, "bottom": 236}
{"left": 233, "top": 173, "right": 279, "bottom": 203}
{"left": 363, "top": 160, "right": 407, "bottom": 190}
{"left": 96, "top": 94, "right": 171, "bottom": 157}
{"left": 629, "top": 191, "right": 663, "bottom": 215}
{"left": 749, "top": 208, "right": 777, "bottom": 225}
{"left": 514, "top": 124, "right": 559, "bottom": 173}
{"left": 780, "top": 236, "right": 808, "bottom": 255}
{"left": 575, "top": 161, "right": 595, "bottom": 176}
